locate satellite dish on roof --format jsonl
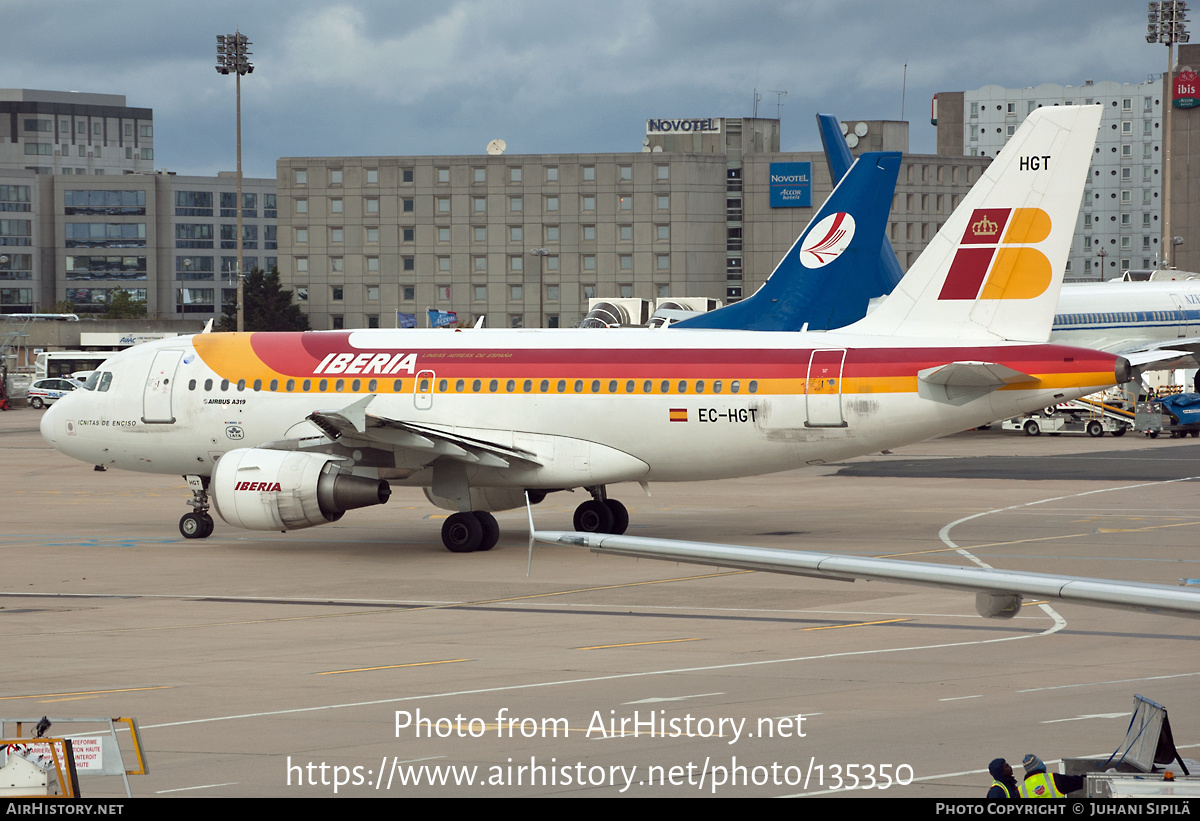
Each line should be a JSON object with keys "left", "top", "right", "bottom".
{"left": 643, "top": 137, "right": 651, "bottom": 146}
{"left": 651, "top": 145, "right": 662, "bottom": 152}
{"left": 846, "top": 133, "right": 859, "bottom": 148}
{"left": 854, "top": 122, "right": 868, "bottom": 137}
{"left": 840, "top": 121, "right": 848, "bottom": 136}
{"left": 486, "top": 139, "right": 507, "bottom": 155}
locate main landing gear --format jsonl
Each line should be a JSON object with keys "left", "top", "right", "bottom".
{"left": 180, "top": 475, "right": 215, "bottom": 539}
{"left": 572, "top": 486, "right": 628, "bottom": 536}
{"left": 441, "top": 511, "right": 500, "bottom": 553}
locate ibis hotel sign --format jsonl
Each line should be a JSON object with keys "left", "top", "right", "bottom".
{"left": 769, "top": 162, "right": 813, "bottom": 208}
{"left": 646, "top": 118, "right": 722, "bottom": 134}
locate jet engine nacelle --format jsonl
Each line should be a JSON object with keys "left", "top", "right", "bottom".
{"left": 212, "top": 448, "right": 390, "bottom": 531}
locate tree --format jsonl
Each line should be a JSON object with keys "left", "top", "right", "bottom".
{"left": 215, "top": 266, "right": 310, "bottom": 332}
{"left": 103, "top": 287, "right": 147, "bottom": 319}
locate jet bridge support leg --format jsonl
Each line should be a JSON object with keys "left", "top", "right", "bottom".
{"left": 180, "top": 474, "right": 214, "bottom": 539}
{"left": 574, "top": 485, "right": 629, "bottom": 536}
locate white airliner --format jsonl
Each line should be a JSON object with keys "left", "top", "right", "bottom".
{"left": 41, "top": 106, "right": 1123, "bottom": 552}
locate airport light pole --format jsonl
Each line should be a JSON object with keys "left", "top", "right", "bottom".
{"left": 1148, "top": 1, "right": 1189, "bottom": 269}
{"left": 528, "top": 248, "right": 549, "bottom": 328}
{"left": 216, "top": 30, "right": 253, "bottom": 331}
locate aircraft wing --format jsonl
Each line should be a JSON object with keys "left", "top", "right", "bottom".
{"left": 1113, "top": 341, "right": 1200, "bottom": 372}
{"left": 283, "top": 395, "right": 543, "bottom": 470}
{"left": 532, "top": 530, "right": 1200, "bottom": 621}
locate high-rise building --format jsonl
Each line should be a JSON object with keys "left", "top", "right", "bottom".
{"left": 935, "top": 80, "right": 1164, "bottom": 280}
{"left": 278, "top": 117, "right": 988, "bottom": 330}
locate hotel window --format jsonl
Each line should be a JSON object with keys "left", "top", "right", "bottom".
{"left": 437, "top": 168, "right": 449, "bottom": 183}
{"left": 509, "top": 167, "right": 522, "bottom": 183}
{"left": 582, "top": 195, "right": 595, "bottom": 211}
{"left": 474, "top": 226, "right": 487, "bottom": 242}
{"left": 366, "top": 169, "right": 378, "bottom": 184}
{"left": 438, "top": 256, "right": 450, "bottom": 271}
{"left": 473, "top": 167, "right": 486, "bottom": 183}
{"left": 402, "top": 256, "right": 414, "bottom": 271}
{"left": 582, "top": 166, "right": 595, "bottom": 181}
{"left": 619, "top": 255, "right": 632, "bottom": 271}
{"left": 510, "top": 284, "right": 523, "bottom": 300}
{"left": 619, "top": 165, "right": 632, "bottom": 180}
{"left": 402, "top": 168, "right": 414, "bottom": 183}
{"left": 367, "top": 285, "right": 379, "bottom": 301}
{"left": 474, "top": 284, "right": 487, "bottom": 301}
{"left": 295, "top": 198, "right": 308, "bottom": 214}
{"left": 437, "top": 197, "right": 450, "bottom": 213}
{"left": 582, "top": 255, "right": 596, "bottom": 271}
{"left": 510, "top": 226, "right": 522, "bottom": 241}
{"left": 657, "top": 195, "right": 669, "bottom": 210}
{"left": 545, "top": 256, "right": 558, "bottom": 271}
{"left": 366, "top": 198, "right": 378, "bottom": 214}
{"left": 657, "top": 254, "right": 670, "bottom": 270}
{"left": 545, "top": 225, "right": 558, "bottom": 242}
{"left": 546, "top": 196, "right": 559, "bottom": 211}
{"left": 368, "top": 227, "right": 380, "bottom": 242}
{"left": 547, "top": 284, "right": 559, "bottom": 300}
{"left": 619, "top": 284, "right": 633, "bottom": 298}
{"left": 403, "top": 285, "right": 415, "bottom": 300}
{"left": 401, "top": 227, "right": 413, "bottom": 242}
{"left": 510, "top": 256, "right": 523, "bottom": 272}
{"left": 295, "top": 228, "right": 308, "bottom": 243}
{"left": 331, "top": 257, "right": 343, "bottom": 273}
{"left": 438, "top": 227, "right": 450, "bottom": 242}
{"left": 546, "top": 166, "right": 558, "bottom": 182}
{"left": 583, "top": 225, "right": 596, "bottom": 240}
{"left": 510, "top": 196, "right": 522, "bottom": 212}
{"left": 295, "top": 169, "right": 307, "bottom": 184}
{"left": 656, "top": 225, "right": 670, "bottom": 241}
{"left": 473, "top": 196, "right": 486, "bottom": 213}
{"left": 331, "top": 227, "right": 343, "bottom": 243}
{"left": 619, "top": 195, "right": 632, "bottom": 211}
{"left": 619, "top": 225, "right": 633, "bottom": 241}
{"left": 437, "top": 285, "right": 451, "bottom": 300}
{"left": 330, "top": 169, "right": 342, "bottom": 185}
{"left": 402, "top": 198, "right": 414, "bottom": 212}
{"left": 474, "top": 256, "right": 487, "bottom": 272}
{"left": 368, "top": 257, "right": 380, "bottom": 272}
{"left": 656, "top": 165, "right": 669, "bottom": 180}
{"left": 296, "top": 257, "right": 308, "bottom": 272}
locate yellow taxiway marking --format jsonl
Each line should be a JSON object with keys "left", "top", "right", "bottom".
{"left": 0, "top": 685, "right": 172, "bottom": 701}
{"left": 803, "top": 618, "right": 909, "bottom": 631}
{"left": 577, "top": 638, "right": 702, "bottom": 651}
{"left": 318, "top": 658, "right": 470, "bottom": 675}
{"left": 1096, "top": 521, "right": 1200, "bottom": 534}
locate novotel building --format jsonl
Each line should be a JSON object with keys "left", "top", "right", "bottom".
{"left": 276, "top": 115, "right": 988, "bottom": 330}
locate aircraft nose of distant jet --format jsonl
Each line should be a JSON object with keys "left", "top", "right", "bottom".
{"left": 40, "top": 396, "right": 60, "bottom": 447}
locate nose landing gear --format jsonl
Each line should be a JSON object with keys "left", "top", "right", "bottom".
{"left": 180, "top": 474, "right": 215, "bottom": 539}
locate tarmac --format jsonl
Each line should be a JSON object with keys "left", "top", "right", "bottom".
{"left": 2, "top": 406, "right": 1199, "bottom": 797}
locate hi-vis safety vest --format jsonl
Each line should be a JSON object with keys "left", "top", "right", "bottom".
{"left": 1019, "top": 772, "right": 1064, "bottom": 798}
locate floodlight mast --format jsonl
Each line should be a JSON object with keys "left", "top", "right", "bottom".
{"left": 1148, "top": 2, "right": 1189, "bottom": 269}
{"left": 216, "top": 31, "right": 254, "bottom": 331}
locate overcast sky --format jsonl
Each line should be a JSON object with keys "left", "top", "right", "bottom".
{"left": 6, "top": 0, "right": 1170, "bottom": 179}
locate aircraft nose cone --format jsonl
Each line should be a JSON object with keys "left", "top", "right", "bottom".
{"left": 40, "top": 400, "right": 59, "bottom": 446}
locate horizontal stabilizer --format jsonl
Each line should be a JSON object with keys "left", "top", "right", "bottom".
{"left": 917, "top": 361, "right": 1033, "bottom": 403}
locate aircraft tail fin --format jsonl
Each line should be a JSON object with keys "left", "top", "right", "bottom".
{"left": 818, "top": 113, "right": 905, "bottom": 299}
{"left": 673, "top": 150, "right": 900, "bottom": 331}
{"left": 845, "top": 105, "right": 1102, "bottom": 343}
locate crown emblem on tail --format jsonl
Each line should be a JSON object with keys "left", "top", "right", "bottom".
{"left": 971, "top": 215, "right": 999, "bottom": 236}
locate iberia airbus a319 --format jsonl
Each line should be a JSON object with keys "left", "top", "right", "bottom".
{"left": 42, "top": 106, "right": 1122, "bottom": 552}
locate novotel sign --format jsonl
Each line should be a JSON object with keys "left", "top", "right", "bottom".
{"left": 769, "top": 162, "right": 813, "bottom": 208}
{"left": 646, "top": 118, "right": 722, "bottom": 135}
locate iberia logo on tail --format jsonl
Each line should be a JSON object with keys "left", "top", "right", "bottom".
{"left": 938, "top": 207, "right": 1052, "bottom": 300}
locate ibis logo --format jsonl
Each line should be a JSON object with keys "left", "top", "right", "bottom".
{"left": 799, "top": 212, "right": 856, "bottom": 268}
{"left": 938, "top": 208, "right": 1053, "bottom": 300}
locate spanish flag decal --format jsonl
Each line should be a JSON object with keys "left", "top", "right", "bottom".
{"left": 669, "top": 408, "right": 688, "bottom": 423}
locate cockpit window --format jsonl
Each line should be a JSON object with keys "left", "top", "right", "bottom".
{"left": 82, "top": 371, "right": 100, "bottom": 390}
{"left": 99, "top": 372, "right": 112, "bottom": 392}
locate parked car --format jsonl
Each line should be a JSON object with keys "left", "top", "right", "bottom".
{"left": 28, "top": 377, "right": 82, "bottom": 409}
